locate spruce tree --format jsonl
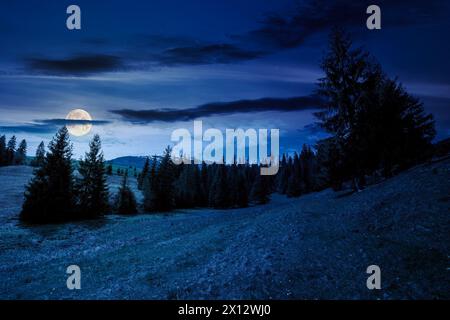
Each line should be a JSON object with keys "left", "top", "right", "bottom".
{"left": 276, "top": 154, "right": 289, "bottom": 194}
{"left": 6, "top": 135, "right": 16, "bottom": 165}
{"left": 114, "top": 171, "right": 138, "bottom": 214}
{"left": 32, "top": 141, "right": 46, "bottom": 167}
{"left": 143, "top": 148, "right": 175, "bottom": 212}
{"left": 250, "top": 174, "right": 270, "bottom": 205}
{"left": 209, "top": 164, "right": 229, "bottom": 208}
{"left": 236, "top": 168, "right": 249, "bottom": 207}
{"left": 155, "top": 146, "right": 175, "bottom": 211}
{"left": 15, "top": 139, "right": 27, "bottom": 165}
{"left": 0, "top": 135, "right": 6, "bottom": 166}
{"left": 138, "top": 157, "right": 150, "bottom": 190}
{"left": 76, "top": 134, "right": 109, "bottom": 218}
{"left": 143, "top": 157, "right": 157, "bottom": 211}
{"left": 20, "top": 127, "right": 75, "bottom": 223}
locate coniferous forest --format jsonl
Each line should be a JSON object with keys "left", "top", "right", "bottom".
{"left": 1, "top": 0, "right": 450, "bottom": 301}
{"left": 12, "top": 29, "right": 440, "bottom": 224}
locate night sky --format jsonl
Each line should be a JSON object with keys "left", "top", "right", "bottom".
{"left": 1, "top": 0, "right": 449, "bottom": 159}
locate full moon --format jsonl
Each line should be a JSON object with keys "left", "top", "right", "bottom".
{"left": 65, "top": 109, "right": 93, "bottom": 136}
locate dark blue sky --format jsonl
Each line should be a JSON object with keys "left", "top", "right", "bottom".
{"left": 1, "top": 0, "right": 449, "bottom": 159}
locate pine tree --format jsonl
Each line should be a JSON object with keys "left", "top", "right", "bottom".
{"left": 114, "top": 171, "right": 137, "bottom": 214}
{"left": 200, "top": 162, "right": 210, "bottom": 206}
{"left": 32, "top": 141, "right": 46, "bottom": 167}
{"left": 300, "top": 144, "right": 315, "bottom": 193}
{"left": 276, "top": 154, "right": 289, "bottom": 194}
{"left": 174, "top": 164, "right": 200, "bottom": 208}
{"left": 155, "top": 147, "right": 175, "bottom": 211}
{"left": 143, "top": 148, "right": 175, "bottom": 212}
{"left": 250, "top": 174, "right": 270, "bottom": 205}
{"left": 15, "top": 139, "right": 27, "bottom": 165}
{"left": 6, "top": 135, "right": 16, "bottom": 165}
{"left": 76, "top": 134, "right": 109, "bottom": 218}
{"left": 209, "top": 164, "right": 229, "bottom": 208}
{"left": 143, "top": 157, "right": 157, "bottom": 211}
{"left": 0, "top": 135, "right": 6, "bottom": 166}
{"left": 286, "top": 153, "right": 301, "bottom": 197}
{"left": 138, "top": 157, "right": 150, "bottom": 190}
{"left": 20, "top": 127, "right": 75, "bottom": 223}
{"left": 236, "top": 168, "right": 249, "bottom": 207}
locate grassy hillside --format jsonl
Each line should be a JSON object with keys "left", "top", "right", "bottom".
{"left": 0, "top": 158, "right": 448, "bottom": 299}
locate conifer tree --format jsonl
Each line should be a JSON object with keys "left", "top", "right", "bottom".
{"left": 0, "top": 135, "right": 6, "bottom": 166}
{"left": 276, "top": 154, "right": 289, "bottom": 194}
{"left": 15, "top": 139, "right": 27, "bottom": 165}
{"left": 138, "top": 157, "right": 150, "bottom": 190}
{"left": 143, "top": 148, "right": 175, "bottom": 212}
{"left": 236, "top": 168, "right": 249, "bottom": 207}
{"left": 143, "top": 157, "right": 158, "bottom": 211}
{"left": 209, "top": 164, "right": 229, "bottom": 208}
{"left": 6, "top": 135, "right": 16, "bottom": 165}
{"left": 76, "top": 134, "right": 109, "bottom": 218}
{"left": 250, "top": 174, "right": 270, "bottom": 205}
{"left": 114, "top": 171, "right": 137, "bottom": 214}
{"left": 20, "top": 127, "right": 75, "bottom": 223}
{"left": 155, "top": 146, "right": 175, "bottom": 211}
{"left": 32, "top": 141, "right": 46, "bottom": 167}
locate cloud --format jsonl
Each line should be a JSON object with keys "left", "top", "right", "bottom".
{"left": 236, "top": 0, "right": 448, "bottom": 50}
{"left": 109, "top": 95, "right": 322, "bottom": 123}
{"left": 25, "top": 55, "right": 124, "bottom": 76}
{"left": 0, "top": 119, "right": 111, "bottom": 134}
{"left": 0, "top": 123, "right": 57, "bottom": 134}
{"left": 39, "top": 119, "right": 111, "bottom": 125}
{"left": 154, "top": 44, "right": 265, "bottom": 66}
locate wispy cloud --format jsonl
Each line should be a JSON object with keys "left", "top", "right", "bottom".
{"left": 110, "top": 95, "right": 322, "bottom": 123}
{"left": 154, "top": 44, "right": 264, "bottom": 66}
{"left": 25, "top": 55, "right": 124, "bottom": 76}
{"left": 0, "top": 119, "right": 111, "bottom": 134}
{"left": 236, "top": 0, "right": 448, "bottom": 50}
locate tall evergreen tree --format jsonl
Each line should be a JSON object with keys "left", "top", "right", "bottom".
{"left": 155, "top": 147, "right": 175, "bottom": 211}
{"left": 143, "top": 148, "right": 175, "bottom": 212}
{"left": 114, "top": 171, "right": 137, "bottom": 214}
{"left": 276, "top": 154, "right": 289, "bottom": 194}
{"left": 15, "top": 139, "right": 27, "bottom": 165}
{"left": 138, "top": 157, "right": 150, "bottom": 190}
{"left": 143, "top": 156, "right": 158, "bottom": 211}
{"left": 76, "top": 134, "right": 109, "bottom": 218}
{"left": 6, "top": 135, "right": 16, "bottom": 165}
{"left": 0, "top": 135, "right": 6, "bottom": 166}
{"left": 209, "top": 164, "right": 229, "bottom": 208}
{"left": 236, "top": 167, "right": 249, "bottom": 207}
{"left": 286, "top": 154, "right": 302, "bottom": 198}
{"left": 300, "top": 144, "right": 315, "bottom": 192}
{"left": 250, "top": 174, "right": 270, "bottom": 205}
{"left": 31, "top": 141, "right": 46, "bottom": 167}
{"left": 20, "top": 127, "right": 75, "bottom": 223}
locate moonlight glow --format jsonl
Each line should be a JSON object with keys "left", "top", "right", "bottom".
{"left": 65, "top": 109, "right": 93, "bottom": 136}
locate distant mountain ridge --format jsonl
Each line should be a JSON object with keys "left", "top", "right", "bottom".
{"left": 106, "top": 156, "right": 148, "bottom": 169}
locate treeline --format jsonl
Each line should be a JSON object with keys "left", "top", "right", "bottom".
{"left": 19, "top": 127, "right": 275, "bottom": 223}
{"left": 0, "top": 135, "right": 27, "bottom": 166}
{"left": 137, "top": 148, "right": 272, "bottom": 212}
